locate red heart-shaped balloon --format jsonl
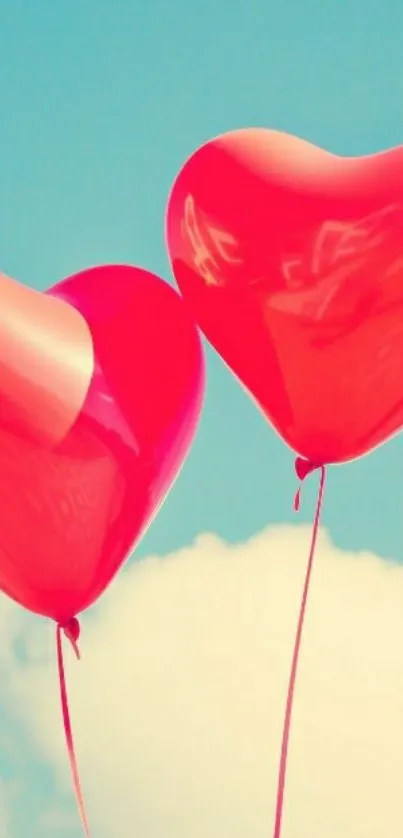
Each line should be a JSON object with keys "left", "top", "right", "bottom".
{"left": 166, "top": 128, "right": 403, "bottom": 465}
{"left": 0, "top": 265, "right": 204, "bottom": 623}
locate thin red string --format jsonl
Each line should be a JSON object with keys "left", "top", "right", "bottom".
{"left": 56, "top": 619, "right": 90, "bottom": 837}
{"left": 272, "top": 459, "right": 326, "bottom": 838}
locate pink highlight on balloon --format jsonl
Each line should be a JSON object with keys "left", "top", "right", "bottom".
{"left": 0, "top": 271, "right": 94, "bottom": 446}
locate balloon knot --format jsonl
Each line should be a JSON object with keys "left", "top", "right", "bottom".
{"left": 294, "top": 457, "right": 321, "bottom": 482}
{"left": 294, "top": 458, "right": 324, "bottom": 512}
{"left": 59, "top": 618, "right": 81, "bottom": 660}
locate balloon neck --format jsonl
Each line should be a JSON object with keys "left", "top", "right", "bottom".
{"left": 59, "top": 617, "right": 81, "bottom": 659}
{"left": 294, "top": 458, "right": 325, "bottom": 512}
{"left": 294, "top": 456, "right": 322, "bottom": 482}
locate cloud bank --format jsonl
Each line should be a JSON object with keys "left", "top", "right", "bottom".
{"left": 3, "top": 524, "right": 403, "bottom": 837}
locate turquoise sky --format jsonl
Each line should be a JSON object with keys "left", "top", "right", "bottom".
{"left": 1, "top": 0, "right": 403, "bottom": 834}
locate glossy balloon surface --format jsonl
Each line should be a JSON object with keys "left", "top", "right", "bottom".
{"left": 167, "top": 128, "right": 403, "bottom": 464}
{"left": 0, "top": 265, "right": 204, "bottom": 622}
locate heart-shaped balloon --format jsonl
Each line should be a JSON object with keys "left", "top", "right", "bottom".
{"left": 166, "top": 128, "right": 403, "bottom": 465}
{"left": 0, "top": 265, "right": 204, "bottom": 623}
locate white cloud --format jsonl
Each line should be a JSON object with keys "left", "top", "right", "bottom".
{"left": 4, "top": 525, "right": 403, "bottom": 838}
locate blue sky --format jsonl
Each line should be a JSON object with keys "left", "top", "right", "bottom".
{"left": 1, "top": 1, "right": 403, "bottom": 835}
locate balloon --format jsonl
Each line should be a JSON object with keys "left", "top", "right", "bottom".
{"left": 166, "top": 128, "right": 403, "bottom": 465}
{"left": 0, "top": 265, "right": 204, "bottom": 623}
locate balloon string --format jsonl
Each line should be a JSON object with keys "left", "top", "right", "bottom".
{"left": 56, "top": 620, "right": 90, "bottom": 837}
{"left": 272, "top": 460, "right": 326, "bottom": 838}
